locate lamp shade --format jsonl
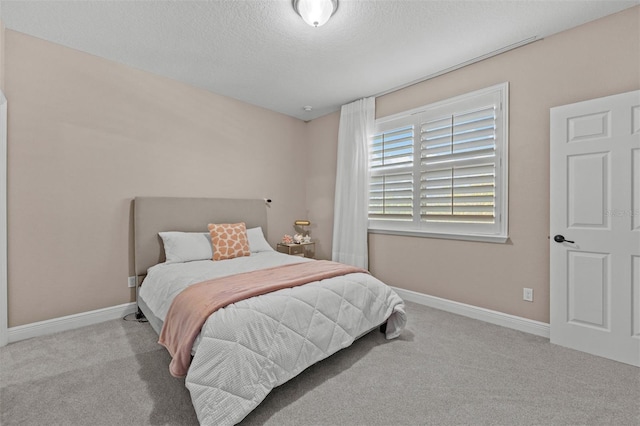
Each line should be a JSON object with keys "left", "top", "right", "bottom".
{"left": 293, "top": 0, "right": 338, "bottom": 27}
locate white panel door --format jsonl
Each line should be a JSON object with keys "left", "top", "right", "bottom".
{"left": 550, "top": 90, "right": 640, "bottom": 367}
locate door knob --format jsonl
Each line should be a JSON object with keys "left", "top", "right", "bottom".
{"left": 553, "top": 234, "right": 575, "bottom": 244}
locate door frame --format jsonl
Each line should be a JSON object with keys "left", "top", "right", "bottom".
{"left": 0, "top": 90, "right": 7, "bottom": 347}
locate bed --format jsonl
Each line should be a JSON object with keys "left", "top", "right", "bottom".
{"left": 133, "top": 196, "right": 406, "bottom": 425}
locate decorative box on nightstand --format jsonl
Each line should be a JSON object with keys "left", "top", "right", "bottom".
{"left": 276, "top": 242, "right": 315, "bottom": 259}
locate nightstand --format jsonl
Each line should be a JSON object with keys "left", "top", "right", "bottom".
{"left": 276, "top": 242, "right": 315, "bottom": 259}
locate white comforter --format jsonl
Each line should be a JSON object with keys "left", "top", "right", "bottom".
{"left": 140, "top": 252, "right": 406, "bottom": 425}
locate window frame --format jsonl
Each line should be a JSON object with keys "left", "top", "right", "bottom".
{"left": 368, "top": 82, "right": 509, "bottom": 243}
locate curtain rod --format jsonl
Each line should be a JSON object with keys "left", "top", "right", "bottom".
{"left": 372, "top": 36, "right": 541, "bottom": 99}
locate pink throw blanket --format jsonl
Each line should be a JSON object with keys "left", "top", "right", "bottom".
{"left": 158, "top": 260, "right": 369, "bottom": 377}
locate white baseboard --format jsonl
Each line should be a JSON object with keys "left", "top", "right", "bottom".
{"left": 5, "top": 290, "right": 549, "bottom": 345}
{"left": 392, "top": 287, "right": 550, "bottom": 338}
{"left": 7, "top": 302, "right": 137, "bottom": 344}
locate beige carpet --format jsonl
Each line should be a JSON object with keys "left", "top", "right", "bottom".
{"left": 1, "top": 301, "right": 638, "bottom": 425}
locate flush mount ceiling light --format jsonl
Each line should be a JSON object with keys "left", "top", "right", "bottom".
{"left": 293, "top": 0, "right": 338, "bottom": 27}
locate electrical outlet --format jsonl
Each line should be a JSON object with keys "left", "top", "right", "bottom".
{"left": 128, "top": 276, "right": 137, "bottom": 288}
{"left": 523, "top": 288, "right": 533, "bottom": 302}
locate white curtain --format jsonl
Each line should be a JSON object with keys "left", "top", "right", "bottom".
{"left": 331, "top": 97, "right": 375, "bottom": 269}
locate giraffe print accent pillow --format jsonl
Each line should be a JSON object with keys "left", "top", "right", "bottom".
{"left": 208, "top": 222, "right": 251, "bottom": 261}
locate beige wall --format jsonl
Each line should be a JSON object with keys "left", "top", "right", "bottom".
{"left": 5, "top": 31, "right": 308, "bottom": 326}
{"left": 5, "top": 6, "right": 639, "bottom": 328}
{"left": 304, "top": 112, "right": 339, "bottom": 261}
{"left": 365, "top": 7, "right": 638, "bottom": 323}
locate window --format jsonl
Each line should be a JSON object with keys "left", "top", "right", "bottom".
{"left": 369, "top": 83, "right": 508, "bottom": 242}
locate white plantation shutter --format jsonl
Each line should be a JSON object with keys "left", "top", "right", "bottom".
{"left": 369, "top": 124, "right": 414, "bottom": 221}
{"left": 369, "top": 171, "right": 414, "bottom": 221}
{"left": 369, "top": 83, "right": 508, "bottom": 242}
{"left": 370, "top": 125, "right": 413, "bottom": 168}
{"left": 421, "top": 164, "right": 496, "bottom": 223}
{"left": 420, "top": 106, "right": 496, "bottom": 224}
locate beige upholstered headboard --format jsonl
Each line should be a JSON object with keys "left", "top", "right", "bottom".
{"left": 133, "top": 197, "right": 268, "bottom": 277}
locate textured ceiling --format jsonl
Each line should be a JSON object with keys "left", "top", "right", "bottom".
{"left": 0, "top": 0, "right": 638, "bottom": 120}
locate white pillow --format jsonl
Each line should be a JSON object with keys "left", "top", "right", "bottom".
{"left": 247, "top": 227, "right": 274, "bottom": 253}
{"left": 159, "top": 232, "right": 213, "bottom": 263}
